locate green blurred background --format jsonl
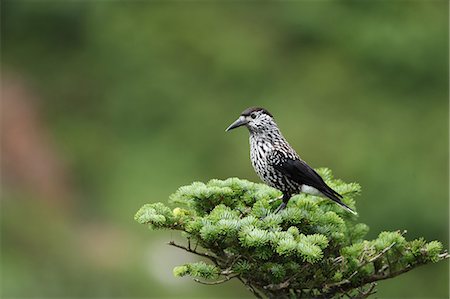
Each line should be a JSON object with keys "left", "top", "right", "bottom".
{"left": 1, "top": 1, "right": 448, "bottom": 298}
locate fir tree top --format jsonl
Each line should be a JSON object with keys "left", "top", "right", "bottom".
{"left": 135, "top": 168, "right": 448, "bottom": 298}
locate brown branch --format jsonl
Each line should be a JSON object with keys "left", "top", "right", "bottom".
{"left": 438, "top": 252, "right": 450, "bottom": 259}
{"left": 263, "top": 264, "right": 311, "bottom": 292}
{"left": 168, "top": 241, "right": 220, "bottom": 264}
{"left": 323, "top": 244, "right": 449, "bottom": 298}
{"left": 332, "top": 240, "right": 397, "bottom": 273}
{"left": 238, "top": 277, "right": 264, "bottom": 299}
{"left": 193, "top": 274, "right": 238, "bottom": 285}
{"left": 369, "top": 242, "right": 396, "bottom": 263}
{"left": 325, "top": 242, "right": 396, "bottom": 291}
{"left": 194, "top": 239, "right": 199, "bottom": 251}
{"left": 263, "top": 280, "right": 290, "bottom": 291}
{"left": 356, "top": 283, "right": 377, "bottom": 299}
{"left": 324, "top": 255, "right": 448, "bottom": 298}
{"left": 221, "top": 254, "right": 242, "bottom": 275}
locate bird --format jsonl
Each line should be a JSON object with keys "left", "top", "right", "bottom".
{"left": 226, "top": 107, "right": 356, "bottom": 215}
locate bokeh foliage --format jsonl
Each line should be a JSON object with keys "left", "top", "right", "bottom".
{"left": 2, "top": 0, "right": 448, "bottom": 298}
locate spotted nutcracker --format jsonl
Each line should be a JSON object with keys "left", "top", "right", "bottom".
{"left": 226, "top": 107, "right": 356, "bottom": 214}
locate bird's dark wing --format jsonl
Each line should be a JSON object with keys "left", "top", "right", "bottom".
{"left": 268, "top": 150, "right": 356, "bottom": 214}
{"left": 267, "top": 150, "right": 343, "bottom": 201}
{"left": 266, "top": 150, "right": 356, "bottom": 214}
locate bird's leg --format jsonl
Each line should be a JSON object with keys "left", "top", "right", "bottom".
{"left": 273, "top": 202, "right": 287, "bottom": 214}
{"left": 273, "top": 194, "right": 290, "bottom": 214}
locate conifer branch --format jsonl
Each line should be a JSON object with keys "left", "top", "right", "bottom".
{"left": 238, "top": 277, "right": 264, "bottom": 299}
{"left": 324, "top": 253, "right": 449, "bottom": 297}
{"left": 355, "top": 283, "right": 377, "bottom": 299}
{"left": 167, "top": 241, "right": 220, "bottom": 264}
{"left": 369, "top": 241, "right": 397, "bottom": 263}
{"left": 193, "top": 274, "right": 238, "bottom": 285}
{"left": 327, "top": 241, "right": 398, "bottom": 290}
{"left": 135, "top": 172, "right": 449, "bottom": 298}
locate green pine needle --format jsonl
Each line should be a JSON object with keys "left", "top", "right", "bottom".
{"left": 135, "top": 168, "right": 449, "bottom": 298}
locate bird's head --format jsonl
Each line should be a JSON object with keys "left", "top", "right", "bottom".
{"left": 226, "top": 107, "right": 277, "bottom": 134}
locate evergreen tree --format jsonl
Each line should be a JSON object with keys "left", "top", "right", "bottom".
{"left": 135, "top": 168, "right": 448, "bottom": 298}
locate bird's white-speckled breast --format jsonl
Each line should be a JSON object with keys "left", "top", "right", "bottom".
{"left": 249, "top": 133, "right": 303, "bottom": 193}
{"left": 249, "top": 136, "right": 276, "bottom": 186}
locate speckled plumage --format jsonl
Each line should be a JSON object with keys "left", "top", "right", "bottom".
{"left": 226, "top": 107, "right": 356, "bottom": 214}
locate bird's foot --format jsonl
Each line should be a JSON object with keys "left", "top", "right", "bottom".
{"left": 273, "top": 202, "right": 287, "bottom": 214}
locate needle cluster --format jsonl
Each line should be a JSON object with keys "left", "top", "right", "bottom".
{"left": 135, "top": 168, "right": 448, "bottom": 298}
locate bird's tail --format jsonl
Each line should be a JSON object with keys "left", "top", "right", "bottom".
{"left": 336, "top": 200, "right": 358, "bottom": 215}
{"left": 322, "top": 188, "right": 358, "bottom": 215}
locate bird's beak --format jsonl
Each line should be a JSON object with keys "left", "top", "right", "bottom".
{"left": 226, "top": 116, "right": 248, "bottom": 132}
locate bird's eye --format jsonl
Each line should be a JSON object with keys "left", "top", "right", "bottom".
{"left": 250, "top": 113, "right": 257, "bottom": 119}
